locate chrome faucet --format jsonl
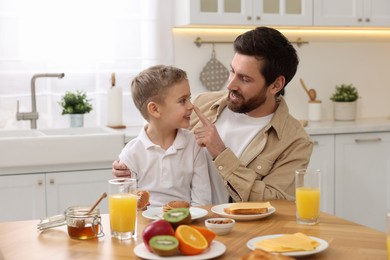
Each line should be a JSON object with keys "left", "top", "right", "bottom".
{"left": 16, "top": 73, "right": 65, "bottom": 129}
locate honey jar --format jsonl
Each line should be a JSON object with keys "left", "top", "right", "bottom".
{"left": 65, "top": 206, "right": 104, "bottom": 240}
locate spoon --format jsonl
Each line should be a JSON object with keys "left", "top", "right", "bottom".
{"left": 299, "top": 78, "right": 317, "bottom": 102}
{"left": 87, "top": 192, "right": 107, "bottom": 214}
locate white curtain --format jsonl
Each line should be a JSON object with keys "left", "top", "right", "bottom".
{"left": 0, "top": 0, "right": 174, "bottom": 129}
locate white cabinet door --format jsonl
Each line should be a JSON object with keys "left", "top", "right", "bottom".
{"left": 308, "top": 135, "right": 335, "bottom": 214}
{"left": 45, "top": 169, "right": 110, "bottom": 217}
{"left": 364, "top": 0, "right": 390, "bottom": 26}
{"left": 0, "top": 174, "right": 46, "bottom": 222}
{"left": 186, "top": 0, "right": 253, "bottom": 25}
{"left": 175, "top": 0, "right": 312, "bottom": 26}
{"left": 335, "top": 132, "right": 390, "bottom": 232}
{"left": 253, "top": 0, "right": 312, "bottom": 26}
{"left": 314, "top": 0, "right": 390, "bottom": 26}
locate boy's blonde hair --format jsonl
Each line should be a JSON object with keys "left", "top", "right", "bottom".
{"left": 131, "top": 65, "right": 188, "bottom": 120}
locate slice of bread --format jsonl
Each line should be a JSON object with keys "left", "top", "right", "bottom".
{"left": 162, "top": 200, "right": 190, "bottom": 212}
{"left": 240, "top": 248, "right": 294, "bottom": 260}
{"left": 224, "top": 202, "right": 271, "bottom": 215}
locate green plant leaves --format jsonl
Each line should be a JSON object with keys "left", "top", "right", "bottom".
{"left": 330, "top": 84, "right": 359, "bottom": 102}
{"left": 59, "top": 90, "right": 93, "bottom": 115}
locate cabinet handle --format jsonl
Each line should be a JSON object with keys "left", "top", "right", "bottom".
{"left": 313, "top": 141, "right": 319, "bottom": 146}
{"left": 358, "top": 18, "right": 363, "bottom": 22}
{"left": 365, "top": 18, "right": 370, "bottom": 22}
{"left": 354, "top": 138, "right": 382, "bottom": 143}
{"left": 38, "top": 180, "right": 43, "bottom": 185}
{"left": 247, "top": 16, "right": 252, "bottom": 21}
{"left": 49, "top": 179, "right": 55, "bottom": 184}
{"left": 256, "top": 16, "right": 260, "bottom": 21}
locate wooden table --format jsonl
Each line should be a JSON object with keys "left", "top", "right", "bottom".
{"left": 0, "top": 200, "right": 387, "bottom": 259}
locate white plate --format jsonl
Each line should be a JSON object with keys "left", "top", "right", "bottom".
{"left": 210, "top": 203, "right": 276, "bottom": 221}
{"left": 133, "top": 241, "right": 226, "bottom": 260}
{"left": 246, "top": 234, "right": 329, "bottom": 257}
{"left": 142, "top": 207, "right": 208, "bottom": 221}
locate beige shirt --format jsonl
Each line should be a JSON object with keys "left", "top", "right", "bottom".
{"left": 190, "top": 91, "right": 313, "bottom": 202}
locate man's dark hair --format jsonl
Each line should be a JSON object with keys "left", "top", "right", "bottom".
{"left": 233, "top": 27, "right": 299, "bottom": 94}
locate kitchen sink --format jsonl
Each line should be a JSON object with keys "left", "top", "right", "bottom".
{"left": 0, "top": 127, "right": 125, "bottom": 174}
{"left": 39, "top": 127, "right": 117, "bottom": 136}
{"left": 0, "top": 129, "right": 44, "bottom": 138}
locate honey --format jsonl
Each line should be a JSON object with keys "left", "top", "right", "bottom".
{"left": 65, "top": 206, "right": 103, "bottom": 240}
{"left": 67, "top": 224, "right": 100, "bottom": 240}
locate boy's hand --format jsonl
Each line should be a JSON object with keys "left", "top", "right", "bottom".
{"left": 112, "top": 159, "right": 131, "bottom": 178}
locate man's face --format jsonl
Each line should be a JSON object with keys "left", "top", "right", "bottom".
{"left": 226, "top": 53, "right": 273, "bottom": 117}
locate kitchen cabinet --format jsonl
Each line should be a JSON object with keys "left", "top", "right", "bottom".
{"left": 0, "top": 169, "right": 110, "bottom": 222}
{"left": 308, "top": 130, "right": 390, "bottom": 232}
{"left": 314, "top": 0, "right": 390, "bottom": 26}
{"left": 308, "top": 135, "right": 335, "bottom": 215}
{"left": 0, "top": 174, "right": 46, "bottom": 222}
{"left": 334, "top": 132, "right": 390, "bottom": 232}
{"left": 174, "top": 0, "right": 313, "bottom": 26}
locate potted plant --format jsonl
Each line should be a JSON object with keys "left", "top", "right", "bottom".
{"left": 330, "top": 84, "right": 359, "bottom": 121}
{"left": 59, "top": 90, "right": 93, "bottom": 127}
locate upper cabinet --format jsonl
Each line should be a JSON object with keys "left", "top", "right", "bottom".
{"left": 314, "top": 0, "right": 390, "bottom": 26}
{"left": 174, "top": 0, "right": 313, "bottom": 27}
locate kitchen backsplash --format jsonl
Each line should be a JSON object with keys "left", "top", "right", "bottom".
{"left": 173, "top": 29, "right": 390, "bottom": 122}
{"left": 1, "top": 28, "right": 390, "bottom": 129}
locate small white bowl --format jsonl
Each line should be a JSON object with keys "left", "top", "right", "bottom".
{"left": 204, "top": 218, "right": 235, "bottom": 235}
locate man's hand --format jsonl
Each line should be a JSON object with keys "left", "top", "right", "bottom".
{"left": 112, "top": 159, "right": 131, "bottom": 178}
{"left": 193, "top": 106, "right": 226, "bottom": 159}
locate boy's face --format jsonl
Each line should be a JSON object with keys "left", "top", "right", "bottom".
{"left": 158, "top": 80, "right": 193, "bottom": 130}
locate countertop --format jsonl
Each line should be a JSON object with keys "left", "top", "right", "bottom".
{"left": 305, "top": 117, "right": 390, "bottom": 135}
{"left": 0, "top": 200, "right": 386, "bottom": 260}
{"left": 117, "top": 117, "right": 390, "bottom": 142}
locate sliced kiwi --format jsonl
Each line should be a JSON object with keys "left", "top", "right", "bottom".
{"left": 149, "top": 235, "right": 179, "bottom": 256}
{"left": 163, "top": 208, "right": 192, "bottom": 228}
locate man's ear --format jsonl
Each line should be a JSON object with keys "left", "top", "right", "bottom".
{"left": 271, "top": 76, "right": 285, "bottom": 94}
{"left": 147, "top": 101, "right": 161, "bottom": 118}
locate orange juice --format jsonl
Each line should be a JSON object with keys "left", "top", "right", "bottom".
{"left": 387, "top": 236, "right": 390, "bottom": 260}
{"left": 296, "top": 187, "right": 320, "bottom": 220}
{"left": 109, "top": 194, "right": 137, "bottom": 233}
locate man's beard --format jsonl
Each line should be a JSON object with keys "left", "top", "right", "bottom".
{"left": 227, "top": 88, "right": 267, "bottom": 114}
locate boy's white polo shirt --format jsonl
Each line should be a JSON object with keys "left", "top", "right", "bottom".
{"left": 119, "top": 126, "right": 211, "bottom": 207}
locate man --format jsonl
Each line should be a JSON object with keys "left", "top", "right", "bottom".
{"left": 113, "top": 26, "right": 312, "bottom": 203}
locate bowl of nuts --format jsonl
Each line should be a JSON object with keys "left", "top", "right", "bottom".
{"left": 205, "top": 218, "right": 235, "bottom": 235}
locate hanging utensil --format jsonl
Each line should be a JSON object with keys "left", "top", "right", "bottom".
{"left": 199, "top": 44, "right": 229, "bottom": 91}
{"left": 300, "top": 78, "right": 317, "bottom": 102}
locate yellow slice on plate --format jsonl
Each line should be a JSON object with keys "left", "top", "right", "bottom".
{"left": 255, "top": 233, "right": 320, "bottom": 253}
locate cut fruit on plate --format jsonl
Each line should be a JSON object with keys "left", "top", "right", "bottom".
{"left": 190, "top": 225, "right": 216, "bottom": 246}
{"left": 175, "top": 225, "right": 208, "bottom": 255}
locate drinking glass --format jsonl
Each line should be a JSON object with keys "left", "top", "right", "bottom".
{"left": 108, "top": 178, "right": 137, "bottom": 240}
{"left": 295, "top": 169, "right": 321, "bottom": 225}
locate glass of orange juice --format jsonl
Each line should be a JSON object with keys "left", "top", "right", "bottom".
{"left": 295, "top": 169, "right": 320, "bottom": 225}
{"left": 108, "top": 178, "right": 137, "bottom": 240}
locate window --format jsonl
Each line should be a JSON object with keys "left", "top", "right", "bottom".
{"left": 0, "top": 0, "right": 173, "bottom": 128}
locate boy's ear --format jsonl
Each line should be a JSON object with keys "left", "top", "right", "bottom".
{"left": 147, "top": 101, "right": 161, "bottom": 118}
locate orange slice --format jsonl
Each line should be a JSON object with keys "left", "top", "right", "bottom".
{"left": 175, "top": 225, "right": 208, "bottom": 255}
{"left": 190, "top": 225, "right": 216, "bottom": 246}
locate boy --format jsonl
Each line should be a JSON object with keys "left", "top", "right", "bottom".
{"left": 118, "top": 65, "right": 212, "bottom": 207}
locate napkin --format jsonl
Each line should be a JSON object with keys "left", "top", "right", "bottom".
{"left": 255, "top": 233, "right": 320, "bottom": 252}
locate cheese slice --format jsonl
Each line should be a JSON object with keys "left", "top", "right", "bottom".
{"left": 255, "top": 233, "right": 320, "bottom": 253}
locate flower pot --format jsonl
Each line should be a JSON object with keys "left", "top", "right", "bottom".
{"left": 70, "top": 114, "right": 84, "bottom": 127}
{"left": 333, "top": 101, "right": 357, "bottom": 121}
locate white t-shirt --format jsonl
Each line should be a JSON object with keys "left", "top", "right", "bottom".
{"left": 209, "top": 108, "right": 273, "bottom": 204}
{"left": 119, "top": 127, "right": 212, "bottom": 207}
{"left": 216, "top": 108, "right": 273, "bottom": 157}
